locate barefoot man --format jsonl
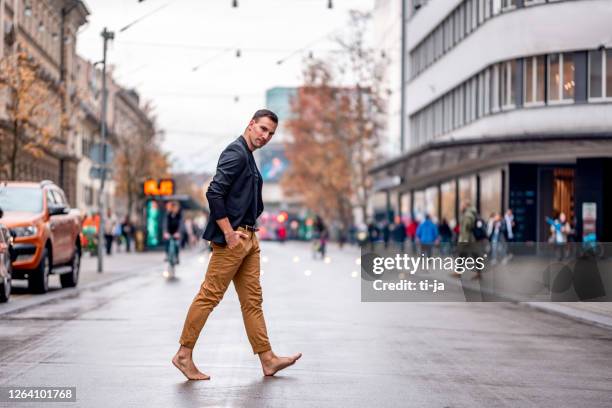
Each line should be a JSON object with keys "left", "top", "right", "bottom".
{"left": 172, "top": 109, "right": 301, "bottom": 380}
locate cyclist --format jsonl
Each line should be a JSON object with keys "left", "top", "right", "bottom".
{"left": 163, "top": 201, "right": 184, "bottom": 266}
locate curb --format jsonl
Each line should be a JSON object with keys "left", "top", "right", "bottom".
{"left": 521, "top": 302, "right": 612, "bottom": 330}
{"left": 435, "top": 273, "right": 612, "bottom": 331}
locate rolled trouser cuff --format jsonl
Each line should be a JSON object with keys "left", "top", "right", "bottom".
{"left": 179, "top": 338, "right": 196, "bottom": 349}
{"left": 253, "top": 343, "right": 272, "bottom": 355}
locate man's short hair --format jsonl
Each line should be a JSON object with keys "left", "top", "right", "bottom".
{"left": 252, "top": 109, "right": 278, "bottom": 124}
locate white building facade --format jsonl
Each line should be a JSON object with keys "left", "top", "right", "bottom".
{"left": 373, "top": 0, "right": 612, "bottom": 242}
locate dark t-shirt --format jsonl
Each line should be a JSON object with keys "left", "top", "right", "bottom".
{"left": 166, "top": 212, "right": 181, "bottom": 235}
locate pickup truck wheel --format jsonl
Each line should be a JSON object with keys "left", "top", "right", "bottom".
{"left": 60, "top": 245, "right": 80, "bottom": 288}
{"left": 29, "top": 248, "right": 50, "bottom": 294}
{"left": 0, "top": 264, "right": 10, "bottom": 303}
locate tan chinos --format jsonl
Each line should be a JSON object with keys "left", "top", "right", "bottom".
{"left": 179, "top": 227, "right": 271, "bottom": 354}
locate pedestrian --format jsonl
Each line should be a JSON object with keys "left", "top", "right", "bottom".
{"left": 313, "top": 216, "right": 327, "bottom": 259}
{"left": 487, "top": 212, "right": 504, "bottom": 264}
{"left": 113, "top": 221, "right": 123, "bottom": 253}
{"left": 407, "top": 217, "right": 418, "bottom": 254}
{"left": 547, "top": 212, "right": 571, "bottom": 261}
{"left": 163, "top": 201, "right": 183, "bottom": 264}
{"left": 103, "top": 209, "right": 116, "bottom": 256}
{"left": 173, "top": 109, "right": 301, "bottom": 380}
{"left": 416, "top": 214, "right": 438, "bottom": 257}
{"left": 392, "top": 216, "right": 407, "bottom": 252}
{"left": 503, "top": 208, "right": 516, "bottom": 258}
{"left": 276, "top": 223, "right": 287, "bottom": 243}
{"left": 438, "top": 218, "right": 453, "bottom": 255}
{"left": 121, "top": 216, "right": 133, "bottom": 253}
{"left": 456, "top": 200, "right": 482, "bottom": 279}
{"left": 382, "top": 220, "right": 391, "bottom": 250}
{"left": 367, "top": 221, "right": 380, "bottom": 251}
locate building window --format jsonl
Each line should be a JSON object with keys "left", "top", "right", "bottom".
{"left": 502, "top": 0, "right": 516, "bottom": 10}
{"left": 589, "top": 48, "right": 612, "bottom": 100}
{"left": 589, "top": 50, "right": 603, "bottom": 98}
{"left": 491, "top": 64, "right": 500, "bottom": 112}
{"left": 499, "top": 60, "right": 517, "bottom": 109}
{"left": 459, "top": 3, "right": 466, "bottom": 41}
{"left": 548, "top": 53, "right": 575, "bottom": 102}
{"left": 477, "top": 72, "right": 485, "bottom": 118}
{"left": 483, "top": 68, "right": 491, "bottom": 115}
{"left": 524, "top": 56, "right": 546, "bottom": 105}
{"left": 563, "top": 53, "right": 575, "bottom": 100}
{"left": 484, "top": 0, "right": 492, "bottom": 19}
{"left": 492, "top": 0, "right": 502, "bottom": 15}
{"left": 471, "top": 0, "right": 479, "bottom": 30}
{"left": 607, "top": 50, "right": 612, "bottom": 97}
{"left": 443, "top": 18, "right": 453, "bottom": 53}
{"left": 443, "top": 93, "right": 453, "bottom": 133}
{"left": 454, "top": 86, "right": 464, "bottom": 127}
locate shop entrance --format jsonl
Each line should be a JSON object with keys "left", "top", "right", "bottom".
{"left": 538, "top": 166, "right": 575, "bottom": 242}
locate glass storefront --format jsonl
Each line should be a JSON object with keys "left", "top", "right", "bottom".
{"left": 459, "top": 175, "right": 477, "bottom": 207}
{"left": 480, "top": 169, "right": 503, "bottom": 218}
{"left": 400, "top": 192, "right": 411, "bottom": 220}
{"left": 441, "top": 180, "right": 457, "bottom": 228}
{"left": 413, "top": 190, "right": 426, "bottom": 222}
{"left": 425, "top": 186, "right": 439, "bottom": 222}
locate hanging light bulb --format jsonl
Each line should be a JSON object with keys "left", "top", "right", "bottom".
{"left": 308, "top": 51, "right": 314, "bottom": 59}
{"left": 328, "top": 0, "right": 333, "bottom": 9}
{"left": 236, "top": 49, "right": 241, "bottom": 58}
{"left": 232, "top": 0, "right": 238, "bottom": 7}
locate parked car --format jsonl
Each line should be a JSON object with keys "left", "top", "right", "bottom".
{"left": 0, "top": 208, "right": 14, "bottom": 303}
{"left": 0, "top": 181, "right": 82, "bottom": 293}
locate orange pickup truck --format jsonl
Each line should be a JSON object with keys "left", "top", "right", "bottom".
{"left": 0, "top": 180, "right": 82, "bottom": 293}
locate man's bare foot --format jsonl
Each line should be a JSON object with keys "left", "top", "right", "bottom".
{"left": 172, "top": 347, "right": 210, "bottom": 380}
{"left": 259, "top": 351, "right": 302, "bottom": 376}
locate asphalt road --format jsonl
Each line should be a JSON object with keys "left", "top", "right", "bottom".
{"left": 1, "top": 242, "right": 611, "bottom": 407}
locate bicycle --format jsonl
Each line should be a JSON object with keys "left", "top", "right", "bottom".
{"left": 166, "top": 235, "right": 179, "bottom": 279}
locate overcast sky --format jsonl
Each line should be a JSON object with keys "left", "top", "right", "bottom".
{"left": 77, "top": 0, "right": 376, "bottom": 173}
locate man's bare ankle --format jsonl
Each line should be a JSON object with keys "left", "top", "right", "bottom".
{"left": 177, "top": 345, "right": 193, "bottom": 358}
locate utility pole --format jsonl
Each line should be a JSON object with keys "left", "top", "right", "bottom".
{"left": 97, "top": 27, "right": 114, "bottom": 273}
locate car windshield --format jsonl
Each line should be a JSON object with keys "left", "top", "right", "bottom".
{"left": 0, "top": 186, "right": 43, "bottom": 213}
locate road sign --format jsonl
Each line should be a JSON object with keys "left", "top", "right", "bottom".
{"left": 89, "top": 143, "right": 114, "bottom": 165}
{"left": 89, "top": 166, "right": 112, "bottom": 180}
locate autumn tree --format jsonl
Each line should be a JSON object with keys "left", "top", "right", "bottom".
{"left": 113, "top": 102, "right": 170, "bottom": 219}
{"left": 282, "top": 11, "right": 385, "bottom": 227}
{"left": 0, "top": 51, "right": 64, "bottom": 180}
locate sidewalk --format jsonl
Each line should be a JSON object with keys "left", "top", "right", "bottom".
{"left": 434, "top": 254, "right": 612, "bottom": 329}
{"left": 0, "top": 246, "right": 187, "bottom": 316}
{"left": 368, "top": 242, "right": 612, "bottom": 330}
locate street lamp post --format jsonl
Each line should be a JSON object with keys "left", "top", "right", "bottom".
{"left": 97, "top": 27, "right": 115, "bottom": 273}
